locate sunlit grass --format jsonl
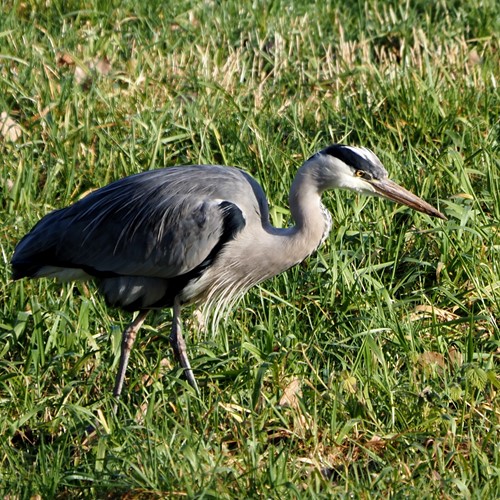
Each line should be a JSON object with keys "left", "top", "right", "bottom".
{"left": 1, "top": 0, "right": 499, "bottom": 497}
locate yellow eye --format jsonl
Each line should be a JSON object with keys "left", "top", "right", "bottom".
{"left": 355, "top": 170, "right": 372, "bottom": 180}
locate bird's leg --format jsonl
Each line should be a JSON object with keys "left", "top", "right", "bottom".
{"left": 112, "top": 310, "right": 149, "bottom": 413}
{"left": 170, "top": 297, "right": 199, "bottom": 392}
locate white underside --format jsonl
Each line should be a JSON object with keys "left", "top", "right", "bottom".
{"left": 35, "top": 266, "right": 92, "bottom": 281}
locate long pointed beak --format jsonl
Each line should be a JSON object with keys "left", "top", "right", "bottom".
{"left": 370, "top": 178, "right": 447, "bottom": 220}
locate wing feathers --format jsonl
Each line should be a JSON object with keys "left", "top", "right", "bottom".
{"left": 12, "top": 166, "right": 250, "bottom": 291}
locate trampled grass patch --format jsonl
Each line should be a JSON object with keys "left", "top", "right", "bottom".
{"left": 1, "top": 0, "right": 498, "bottom": 497}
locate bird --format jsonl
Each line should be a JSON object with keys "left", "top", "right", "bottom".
{"left": 11, "top": 144, "right": 446, "bottom": 407}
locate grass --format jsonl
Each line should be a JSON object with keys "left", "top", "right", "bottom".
{"left": 1, "top": 0, "right": 499, "bottom": 497}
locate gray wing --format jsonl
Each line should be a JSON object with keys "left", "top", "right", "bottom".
{"left": 12, "top": 165, "right": 252, "bottom": 281}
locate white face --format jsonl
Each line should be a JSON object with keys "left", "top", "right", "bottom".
{"left": 313, "top": 146, "right": 386, "bottom": 196}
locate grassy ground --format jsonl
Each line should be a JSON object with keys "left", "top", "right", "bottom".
{"left": 1, "top": 0, "right": 499, "bottom": 497}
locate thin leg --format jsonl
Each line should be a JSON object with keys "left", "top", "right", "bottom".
{"left": 112, "top": 310, "right": 149, "bottom": 413}
{"left": 170, "top": 297, "right": 199, "bottom": 392}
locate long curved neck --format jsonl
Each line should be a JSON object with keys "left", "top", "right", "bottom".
{"left": 252, "top": 161, "right": 330, "bottom": 278}
{"left": 285, "top": 162, "right": 330, "bottom": 257}
{"left": 289, "top": 164, "right": 324, "bottom": 230}
{"left": 202, "top": 161, "right": 331, "bottom": 299}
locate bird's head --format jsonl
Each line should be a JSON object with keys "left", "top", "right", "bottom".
{"left": 308, "top": 144, "right": 446, "bottom": 220}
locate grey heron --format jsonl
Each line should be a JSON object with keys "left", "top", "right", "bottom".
{"left": 11, "top": 144, "right": 446, "bottom": 405}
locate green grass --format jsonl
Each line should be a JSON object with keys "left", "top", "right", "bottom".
{"left": 1, "top": 0, "right": 499, "bottom": 497}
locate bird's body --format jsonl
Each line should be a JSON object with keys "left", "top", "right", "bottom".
{"left": 12, "top": 144, "right": 445, "bottom": 401}
{"left": 12, "top": 164, "right": 329, "bottom": 312}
